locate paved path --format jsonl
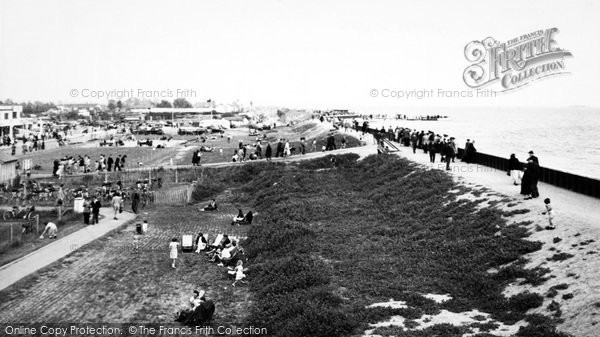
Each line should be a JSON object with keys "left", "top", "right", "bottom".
{"left": 0, "top": 207, "right": 136, "bottom": 291}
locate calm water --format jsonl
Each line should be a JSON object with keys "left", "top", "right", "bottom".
{"left": 362, "top": 107, "right": 600, "bottom": 179}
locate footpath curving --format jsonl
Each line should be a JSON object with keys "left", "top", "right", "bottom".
{"left": 0, "top": 207, "right": 136, "bottom": 291}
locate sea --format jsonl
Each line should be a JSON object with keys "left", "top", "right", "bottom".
{"left": 354, "top": 107, "right": 600, "bottom": 180}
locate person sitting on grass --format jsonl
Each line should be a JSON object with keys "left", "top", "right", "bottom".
{"left": 175, "top": 290, "right": 205, "bottom": 322}
{"left": 205, "top": 234, "right": 231, "bottom": 259}
{"left": 39, "top": 221, "right": 58, "bottom": 239}
{"left": 232, "top": 209, "right": 244, "bottom": 223}
{"left": 202, "top": 199, "right": 218, "bottom": 211}
{"left": 195, "top": 232, "right": 208, "bottom": 253}
{"left": 212, "top": 241, "right": 237, "bottom": 266}
{"left": 183, "top": 292, "right": 215, "bottom": 326}
{"left": 230, "top": 260, "right": 248, "bottom": 287}
{"left": 232, "top": 211, "right": 253, "bottom": 226}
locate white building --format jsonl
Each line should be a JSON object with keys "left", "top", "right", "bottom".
{"left": 0, "top": 105, "right": 33, "bottom": 140}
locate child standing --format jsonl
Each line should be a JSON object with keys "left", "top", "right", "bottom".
{"left": 542, "top": 198, "right": 555, "bottom": 230}
{"left": 169, "top": 238, "right": 180, "bottom": 268}
{"left": 133, "top": 232, "right": 141, "bottom": 252}
{"left": 231, "top": 260, "right": 248, "bottom": 287}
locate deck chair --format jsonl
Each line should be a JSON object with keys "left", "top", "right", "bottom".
{"left": 209, "top": 234, "right": 224, "bottom": 248}
{"left": 182, "top": 235, "right": 194, "bottom": 253}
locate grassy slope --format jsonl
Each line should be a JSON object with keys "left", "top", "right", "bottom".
{"left": 193, "top": 154, "right": 568, "bottom": 337}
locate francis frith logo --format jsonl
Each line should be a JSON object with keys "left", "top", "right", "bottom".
{"left": 463, "top": 28, "right": 572, "bottom": 91}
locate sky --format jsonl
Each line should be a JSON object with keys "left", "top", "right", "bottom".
{"left": 0, "top": 0, "right": 598, "bottom": 111}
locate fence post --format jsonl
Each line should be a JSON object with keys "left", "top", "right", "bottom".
{"left": 175, "top": 168, "right": 178, "bottom": 183}
{"left": 10, "top": 224, "right": 13, "bottom": 244}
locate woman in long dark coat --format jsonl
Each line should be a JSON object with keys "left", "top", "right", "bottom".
{"left": 527, "top": 159, "right": 540, "bottom": 198}
{"left": 265, "top": 143, "right": 272, "bottom": 161}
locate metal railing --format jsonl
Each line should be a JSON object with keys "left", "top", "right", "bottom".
{"left": 365, "top": 128, "right": 600, "bottom": 199}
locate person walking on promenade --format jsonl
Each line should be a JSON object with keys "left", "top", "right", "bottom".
{"left": 508, "top": 154, "right": 523, "bottom": 186}
{"left": 82, "top": 197, "right": 91, "bottom": 225}
{"left": 463, "top": 140, "right": 477, "bottom": 163}
{"left": 283, "top": 140, "right": 291, "bottom": 157}
{"left": 112, "top": 192, "right": 123, "bottom": 220}
{"left": 411, "top": 132, "right": 418, "bottom": 154}
{"left": 523, "top": 158, "right": 540, "bottom": 199}
{"left": 131, "top": 190, "right": 140, "bottom": 214}
{"left": 192, "top": 150, "right": 199, "bottom": 166}
{"left": 91, "top": 195, "right": 101, "bottom": 224}
{"left": 542, "top": 198, "right": 555, "bottom": 229}
{"left": 528, "top": 151, "right": 539, "bottom": 164}
{"left": 443, "top": 141, "right": 454, "bottom": 170}
{"left": 114, "top": 155, "right": 121, "bottom": 171}
{"left": 276, "top": 139, "right": 284, "bottom": 157}
{"left": 255, "top": 142, "right": 262, "bottom": 159}
{"left": 428, "top": 139, "right": 437, "bottom": 163}
{"left": 107, "top": 156, "right": 114, "bottom": 172}
{"left": 265, "top": 143, "right": 272, "bottom": 161}
{"left": 449, "top": 137, "right": 457, "bottom": 162}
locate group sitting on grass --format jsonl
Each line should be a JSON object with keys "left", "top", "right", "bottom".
{"left": 174, "top": 289, "right": 215, "bottom": 325}
{"left": 201, "top": 199, "right": 218, "bottom": 211}
{"left": 192, "top": 232, "right": 248, "bottom": 287}
{"left": 231, "top": 208, "right": 253, "bottom": 226}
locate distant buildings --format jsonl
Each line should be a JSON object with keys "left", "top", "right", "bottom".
{"left": 128, "top": 104, "right": 240, "bottom": 121}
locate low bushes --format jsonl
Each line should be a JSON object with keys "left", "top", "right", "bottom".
{"left": 195, "top": 154, "right": 555, "bottom": 336}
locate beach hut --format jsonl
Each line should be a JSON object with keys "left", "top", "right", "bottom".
{"left": 0, "top": 156, "right": 18, "bottom": 186}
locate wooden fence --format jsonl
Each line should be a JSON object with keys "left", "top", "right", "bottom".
{"left": 0, "top": 214, "right": 41, "bottom": 248}
{"left": 152, "top": 185, "right": 194, "bottom": 205}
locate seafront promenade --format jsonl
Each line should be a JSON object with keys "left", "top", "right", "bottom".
{"left": 382, "top": 138, "right": 600, "bottom": 337}
{"left": 0, "top": 207, "right": 136, "bottom": 291}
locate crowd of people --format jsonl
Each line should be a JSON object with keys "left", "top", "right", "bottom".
{"left": 52, "top": 154, "right": 128, "bottom": 178}
{"left": 227, "top": 138, "right": 308, "bottom": 163}
{"left": 371, "top": 124, "right": 475, "bottom": 171}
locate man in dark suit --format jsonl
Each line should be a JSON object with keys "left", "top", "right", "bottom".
{"left": 524, "top": 158, "right": 540, "bottom": 199}
{"left": 107, "top": 156, "right": 114, "bottom": 171}
{"left": 91, "top": 196, "right": 102, "bottom": 224}
{"left": 528, "top": 151, "right": 539, "bottom": 164}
